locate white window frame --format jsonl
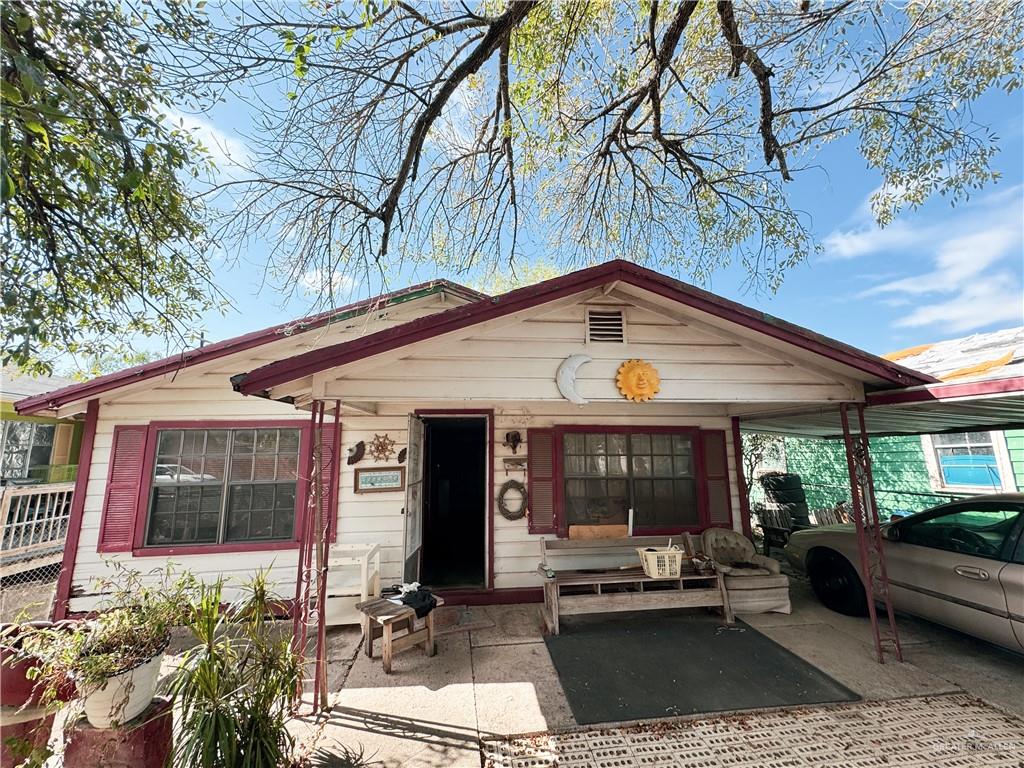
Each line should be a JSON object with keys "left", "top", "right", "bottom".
{"left": 920, "top": 430, "right": 1017, "bottom": 494}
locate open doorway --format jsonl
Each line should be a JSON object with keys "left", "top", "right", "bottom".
{"left": 420, "top": 416, "right": 487, "bottom": 589}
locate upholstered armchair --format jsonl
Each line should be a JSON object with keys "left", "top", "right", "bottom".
{"left": 701, "top": 528, "right": 792, "bottom": 615}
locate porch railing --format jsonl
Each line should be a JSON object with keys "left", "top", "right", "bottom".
{"left": 0, "top": 482, "right": 74, "bottom": 576}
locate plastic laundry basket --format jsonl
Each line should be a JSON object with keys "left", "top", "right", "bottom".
{"left": 637, "top": 546, "right": 685, "bottom": 579}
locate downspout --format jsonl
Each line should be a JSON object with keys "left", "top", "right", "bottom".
{"left": 52, "top": 399, "right": 99, "bottom": 621}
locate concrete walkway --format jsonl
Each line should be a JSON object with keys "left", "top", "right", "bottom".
{"left": 298, "top": 580, "right": 1024, "bottom": 767}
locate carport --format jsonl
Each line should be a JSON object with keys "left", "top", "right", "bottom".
{"left": 735, "top": 372, "right": 1024, "bottom": 663}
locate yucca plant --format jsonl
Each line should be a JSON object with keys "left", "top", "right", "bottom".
{"left": 170, "top": 571, "right": 301, "bottom": 768}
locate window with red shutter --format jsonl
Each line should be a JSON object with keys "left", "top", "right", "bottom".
{"left": 700, "top": 429, "right": 733, "bottom": 528}
{"left": 97, "top": 425, "right": 149, "bottom": 552}
{"left": 527, "top": 428, "right": 557, "bottom": 534}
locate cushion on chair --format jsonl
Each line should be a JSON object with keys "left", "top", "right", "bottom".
{"left": 724, "top": 574, "right": 790, "bottom": 590}
{"left": 701, "top": 527, "right": 756, "bottom": 566}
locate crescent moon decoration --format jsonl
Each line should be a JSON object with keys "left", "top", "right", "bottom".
{"left": 556, "top": 354, "right": 592, "bottom": 405}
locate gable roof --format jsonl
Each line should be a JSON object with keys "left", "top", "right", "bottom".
{"left": 15, "top": 279, "right": 484, "bottom": 415}
{"left": 234, "top": 260, "right": 935, "bottom": 397}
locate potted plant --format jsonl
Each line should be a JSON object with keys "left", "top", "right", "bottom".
{"left": 1, "top": 621, "right": 80, "bottom": 768}
{"left": 17, "top": 565, "right": 196, "bottom": 729}
{"left": 170, "top": 570, "right": 301, "bottom": 768}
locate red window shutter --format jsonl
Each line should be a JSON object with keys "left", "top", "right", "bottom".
{"left": 701, "top": 429, "right": 733, "bottom": 528}
{"left": 319, "top": 420, "right": 340, "bottom": 541}
{"left": 527, "top": 428, "right": 557, "bottom": 534}
{"left": 97, "top": 425, "right": 149, "bottom": 552}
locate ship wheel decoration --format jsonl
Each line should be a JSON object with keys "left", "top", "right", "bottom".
{"left": 616, "top": 359, "right": 661, "bottom": 402}
{"left": 368, "top": 433, "right": 397, "bottom": 462}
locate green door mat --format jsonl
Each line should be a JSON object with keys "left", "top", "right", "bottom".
{"left": 544, "top": 611, "right": 859, "bottom": 725}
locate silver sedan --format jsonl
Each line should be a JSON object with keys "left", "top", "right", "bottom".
{"left": 784, "top": 493, "right": 1024, "bottom": 654}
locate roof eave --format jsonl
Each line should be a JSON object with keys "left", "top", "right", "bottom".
{"left": 235, "top": 260, "right": 936, "bottom": 396}
{"left": 15, "top": 280, "right": 484, "bottom": 416}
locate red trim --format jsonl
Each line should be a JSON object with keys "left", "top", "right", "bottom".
{"left": 436, "top": 587, "right": 543, "bottom": 606}
{"left": 731, "top": 417, "right": 753, "bottom": 539}
{"left": 236, "top": 260, "right": 934, "bottom": 395}
{"left": 14, "top": 280, "right": 485, "bottom": 415}
{"left": 52, "top": 399, "right": 99, "bottom": 620}
{"left": 130, "top": 419, "right": 312, "bottom": 556}
{"left": 552, "top": 425, "right": 708, "bottom": 537}
{"left": 415, "top": 409, "right": 495, "bottom": 590}
{"left": 867, "top": 376, "right": 1024, "bottom": 406}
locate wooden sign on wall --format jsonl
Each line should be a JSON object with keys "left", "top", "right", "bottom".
{"left": 354, "top": 466, "right": 406, "bottom": 493}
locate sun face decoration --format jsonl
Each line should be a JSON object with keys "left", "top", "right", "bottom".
{"left": 616, "top": 359, "right": 661, "bottom": 402}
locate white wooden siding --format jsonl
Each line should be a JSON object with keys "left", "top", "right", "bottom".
{"left": 313, "top": 296, "right": 864, "bottom": 404}
{"left": 66, "top": 289, "right": 854, "bottom": 609}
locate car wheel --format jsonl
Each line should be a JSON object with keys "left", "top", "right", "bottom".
{"left": 807, "top": 549, "right": 868, "bottom": 616}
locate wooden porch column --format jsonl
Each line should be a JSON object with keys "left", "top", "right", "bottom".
{"left": 730, "top": 417, "right": 753, "bottom": 539}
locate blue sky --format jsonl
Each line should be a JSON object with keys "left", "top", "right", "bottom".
{"left": 172, "top": 85, "right": 1023, "bottom": 360}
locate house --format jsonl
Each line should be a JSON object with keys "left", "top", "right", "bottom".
{"left": 2, "top": 366, "right": 83, "bottom": 485}
{"left": 16, "top": 261, "right": 947, "bottom": 619}
{"left": 766, "top": 328, "right": 1024, "bottom": 517}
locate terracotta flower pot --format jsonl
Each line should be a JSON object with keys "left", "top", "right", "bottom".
{"left": 0, "top": 622, "right": 77, "bottom": 708}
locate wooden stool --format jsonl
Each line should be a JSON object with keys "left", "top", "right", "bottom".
{"left": 356, "top": 596, "right": 445, "bottom": 674}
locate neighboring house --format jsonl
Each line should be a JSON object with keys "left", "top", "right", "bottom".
{"left": 780, "top": 327, "right": 1024, "bottom": 517}
{"left": 16, "top": 262, "right": 943, "bottom": 617}
{"left": 2, "top": 366, "right": 83, "bottom": 484}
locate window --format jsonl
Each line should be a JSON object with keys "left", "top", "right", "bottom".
{"left": 562, "top": 430, "right": 698, "bottom": 533}
{"left": 926, "top": 431, "right": 1004, "bottom": 489}
{"left": 898, "top": 503, "right": 1022, "bottom": 560}
{"left": 1, "top": 421, "right": 55, "bottom": 482}
{"left": 145, "top": 427, "right": 301, "bottom": 546}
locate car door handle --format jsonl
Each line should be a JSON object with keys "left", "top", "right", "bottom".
{"left": 954, "top": 565, "right": 989, "bottom": 581}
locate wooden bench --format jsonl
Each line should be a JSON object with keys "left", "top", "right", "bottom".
{"left": 356, "top": 595, "right": 445, "bottom": 674}
{"left": 537, "top": 536, "right": 733, "bottom": 635}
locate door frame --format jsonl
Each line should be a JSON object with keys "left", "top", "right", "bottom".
{"left": 414, "top": 408, "right": 495, "bottom": 591}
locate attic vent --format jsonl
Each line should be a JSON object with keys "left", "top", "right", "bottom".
{"left": 587, "top": 309, "right": 625, "bottom": 343}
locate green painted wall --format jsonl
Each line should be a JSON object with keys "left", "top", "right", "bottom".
{"left": 1006, "top": 429, "right": 1024, "bottom": 489}
{"left": 782, "top": 433, "right": 988, "bottom": 520}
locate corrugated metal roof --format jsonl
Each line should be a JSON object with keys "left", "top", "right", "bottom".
{"left": 883, "top": 326, "right": 1023, "bottom": 382}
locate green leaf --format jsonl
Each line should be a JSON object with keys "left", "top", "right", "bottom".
{"left": 0, "top": 173, "right": 15, "bottom": 202}
{"left": 23, "top": 121, "right": 50, "bottom": 150}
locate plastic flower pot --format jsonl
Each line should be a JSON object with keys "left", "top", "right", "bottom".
{"left": 80, "top": 650, "right": 164, "bottom": 729}
{"left": 0, "top": 622, "right": 77, "bottom": 708}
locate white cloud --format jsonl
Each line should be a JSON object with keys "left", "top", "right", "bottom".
{"left": 893, "top": 273, "right": 1024, "bottom": 332}
{"left": 823, "top": 219, "right": 934, "bottom": 260}
{"left": 299, "top": 269, "right": 359, "bottom": 297}
{"left": 853, "top": 190, "right": 1023, "bottom": 334}
{"left": 164, "top": 108, "right": 250, "bottom": 174}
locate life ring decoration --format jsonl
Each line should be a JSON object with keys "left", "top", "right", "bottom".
{"left": 497, "top": 479, "right": 528, "bottom": 521}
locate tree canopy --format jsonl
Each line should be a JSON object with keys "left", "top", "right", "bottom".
{"left": 2, "top": 1, "right": 1022, "bottom": 372}
{"left": 190, "top": 0, "right": 1022, "bottom": 294}
{"left": 1, "top": 0, "right": 220, "bottom": 372}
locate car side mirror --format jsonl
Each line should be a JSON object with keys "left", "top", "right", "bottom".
{"left": 884, "top": 524, "right": 901, "bottom": 542}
